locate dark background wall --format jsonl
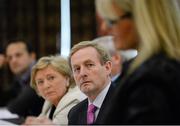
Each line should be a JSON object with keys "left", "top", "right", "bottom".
{"left": 0, "top": 0, "right": 97, "bottom": 88}
{"left": 70, "top": 0, "right": 97, "bottom": 46}
{"left": 0, "top": 0, "right": 60, "bottom": 58}
{"left": 0, "top": 0, "right": 97, "bottom": 57}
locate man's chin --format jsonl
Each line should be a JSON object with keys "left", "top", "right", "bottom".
{"left": 12, "top": 69, "right": 25, "bottom": 75}
{"left": 12, "top": 71, "right": 20, "bottom": 75}
{"left": 80, "top": 86, "right": 91, "bottom": 94}
{"left": 14, "top": 71, "right": 22, "bottom": 75}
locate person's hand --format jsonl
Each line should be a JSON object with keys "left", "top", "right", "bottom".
{"left": 22, "top": 116, "right": 54, "bottom": 126}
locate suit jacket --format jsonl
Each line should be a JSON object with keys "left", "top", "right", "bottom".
{"left": 39, "top": 86, "right": 85, "bottom": 125}
{"left": 112, "top": 58, "right": 134, "bottom": 87}
{"left": 112, "top": 74, "right": 121, "bottom": 86}
{"left": 101, "top": 53, "right": 180, "bottom": 124}
{"left": 7, "top": 63, "right": 44, "bottom": 117}
{"left": 7, "top": 83, "right": 44, "bottom": 117}
{"left": 68, "top": 83, "right": 114, "bottom": 125}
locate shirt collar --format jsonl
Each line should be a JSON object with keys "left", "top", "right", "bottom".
{"left": 16, "top": 61, "right": 36, "bottom": 85}
{"left": 88, "top": 81, "right": 111, "bottom": 109}
{"left": 111, "top": 73, "right": 120, "bottom": 82}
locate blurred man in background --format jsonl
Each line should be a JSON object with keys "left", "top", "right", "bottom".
{"left": 4, "top": 38, "right": 44, "bottom": 117}
{"left": 93, "top": 36, "right": 124, "bottom": 86}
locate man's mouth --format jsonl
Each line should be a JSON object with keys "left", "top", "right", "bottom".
{"left": 81, "top": 81, "right": 91, "bottom": 85}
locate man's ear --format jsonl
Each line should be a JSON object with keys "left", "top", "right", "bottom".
{"left": 30, "top": 52, "right": 36, "bottom": 60}
{"left": 105, "top": 60, "right": 112, "bottom": 74}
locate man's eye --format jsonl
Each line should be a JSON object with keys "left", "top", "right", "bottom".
{"left": 16, "top": 53, "right": 22, "bottom": 58}
{"left": 87, "top": 64, "right": 94, "bottom": 68}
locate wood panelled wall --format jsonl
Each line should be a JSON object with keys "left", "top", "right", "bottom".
{"left": 0, "top": 0, "right": 96, "bottom": 57}
{"left": 71, "top": 0, "right": 97, "bottom": 46}
{"left": 0, "top": 0, "right": 60, "bottom": 58}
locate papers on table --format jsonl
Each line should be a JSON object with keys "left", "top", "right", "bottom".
{"left": 0, "top": 108, "right": 19, "bottom": 119}
{"left": 0, "top": 119, "right": 17, "bottom": 125}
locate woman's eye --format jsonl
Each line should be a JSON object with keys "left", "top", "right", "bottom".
{"left": 73, "top": 67, "right": 80, "bottom": 73}
{"left": 36, "top": 80, "right": 43, "bottom": 85}
{"left": 48, "top": 76, "right": 55, "bottom": 81}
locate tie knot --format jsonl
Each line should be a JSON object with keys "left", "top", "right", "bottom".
{"left": 88, "top": 104, "right": 97, "bottom": 113}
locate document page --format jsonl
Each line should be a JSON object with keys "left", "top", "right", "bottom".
{"left": 0, "top": 108, "right": 19, "bottom": 119}
{"left": 0, "top": 119, "right": 17, "bottom": 125}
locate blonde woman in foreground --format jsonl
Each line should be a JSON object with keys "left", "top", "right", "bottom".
{"left": 96, "top": 0, "right": 180, "bottom": 124}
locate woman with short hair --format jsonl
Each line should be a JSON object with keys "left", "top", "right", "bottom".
{"left": 24, "top": 55, "right": 85, "bottom": 125}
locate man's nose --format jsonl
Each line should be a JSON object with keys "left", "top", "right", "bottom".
{"left": 79, "top": 66, "right": 88, "bottom": 77}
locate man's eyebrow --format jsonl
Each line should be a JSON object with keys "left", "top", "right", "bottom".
{"left": 72, "top": 59, "right": 95, "bottom": 67}
{"left": 84, "top": 59, "right": 94, "bottom": 63}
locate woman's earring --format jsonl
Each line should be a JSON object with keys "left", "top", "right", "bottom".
{"left": 66, "top": 78, "right": 70, "bottom": 87}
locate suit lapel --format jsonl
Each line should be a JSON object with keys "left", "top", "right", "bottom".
{"left": 79, "top": 99, "right": 88, "bottom": 124}
{"left": 112, "top": 74, "right": 121, "bottom": 86}
{"left": 95, "top": 84, "right": 115, "bottom": 123}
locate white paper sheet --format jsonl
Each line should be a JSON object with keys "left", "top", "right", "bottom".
{"left": 0, "top": 120, "right": 17, "bottom": 125}
{"left": 0, "top": 108, "right": 19, "bottom": 119}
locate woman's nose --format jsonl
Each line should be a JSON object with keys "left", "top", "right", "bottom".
{"left": 44, "top": 80, "right": 50, "bottom": 89}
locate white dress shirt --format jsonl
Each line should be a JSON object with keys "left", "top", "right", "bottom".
{"left": 88, "top": 82, "right": 111, "bottom": 120}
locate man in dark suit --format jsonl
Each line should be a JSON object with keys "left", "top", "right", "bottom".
{"left": 68, "top": 41, "right": 114, "bottom": 125}
{"left": 4, "top": 38, "right": 44, "bottom": 117}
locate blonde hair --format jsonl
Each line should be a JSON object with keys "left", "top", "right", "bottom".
{"left": 69, "top": 41, "right": 111, "bottom": 67}
{"left": 31, "top": 55, "right": 75, "bottom": 92}
{"left": 96, "top": 0, "right": 180, "bottom": 73}
{"left": 132, "top": 0, "right": 180, "bottom": 72}
{"left": 96, "top": 0, "right": 132, "bottom": 20}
